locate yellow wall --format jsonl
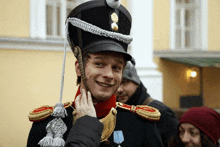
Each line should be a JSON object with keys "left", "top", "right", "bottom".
{"left": 121, "top": 0, "right": 127, "bottom": 7}
{"left": 153, "top": 0, "right": 170, "bottom": 50}
{"left": 0, "top": 1, "right": 130, "bottom": 146}
{"left": 154, "top": 58, "right": 220, "bottom": 109}
{"left": 0, "top": 0, "right": 29, "bottom": 37}
{"left": 208, "top": 0, "right": 220, "bottom": 51}
{"left": 0, "top": 49, "right": 77, "bottom": 147}
{"left": 203, "top": 67, "right": 220, "bottom": 108}
{"left": 154, "top": 58, "right": 201, "bottom": 108}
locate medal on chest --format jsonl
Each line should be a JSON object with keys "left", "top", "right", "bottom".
{"left": 113, "top": 130, "right": 124, "bottom": 147}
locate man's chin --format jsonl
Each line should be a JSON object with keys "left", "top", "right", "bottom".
{"left": 92, "top": 93, "right": 113, "bottom": 101}
{"left": 184, "top": 144, "right": 194, "bottom": 147}
{"left": 117, "top": 96, "right": 128, "bottom": 103}
{"left": 118, "top": 99, "right": 127, "bottom": 103}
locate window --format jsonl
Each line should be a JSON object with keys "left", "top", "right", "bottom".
{"left": 170, "top": 0, "right": 207, "bottom": 50}
{"left": 30, "top": 0, "right": 88, "bottom": 39}
{"left": 46, "top": 0, "right": 84, "bottom": 38}
{"left": 46, "top": 0, "right": 61, "bottom": 37}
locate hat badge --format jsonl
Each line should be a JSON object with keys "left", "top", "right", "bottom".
{"left": 111, "top": 12, "right": 119, "bottom": 31}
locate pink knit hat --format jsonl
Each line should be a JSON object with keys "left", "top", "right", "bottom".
{"left": 179, "top": 107, "right": 220, "bottom": 144}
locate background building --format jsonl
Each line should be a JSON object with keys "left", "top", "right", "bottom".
{"left": 153, "top": 0, "right": 220, "bottom": 109}
{"left": 0, "top": 0, "right": 219, "bottom": 146}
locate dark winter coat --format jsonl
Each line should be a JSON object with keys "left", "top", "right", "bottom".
{"left": 125, "top": 82, "right": 179, "bottom": 147}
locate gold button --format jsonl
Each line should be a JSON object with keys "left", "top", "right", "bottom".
{"left": 111, "top": 12, "right": 118, "bottom": 23}
{"left": 112, "top": 108, "right": 117, "bottom": 115}
{"left": 111, "top": 23, "right": 118, "bottom": 31}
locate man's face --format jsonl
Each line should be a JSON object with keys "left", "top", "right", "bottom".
{"left": 115, "top": 79, "right": 139, "bottom": 103}
{"left": 179, "top": 123, "right": 201, "bottom": 147}
{"left": 76, "top": 52, "right": 125, "bottom": 101}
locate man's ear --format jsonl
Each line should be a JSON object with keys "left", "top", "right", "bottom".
{"left": 75, "top": 60, "right": 81, "bottom": 76}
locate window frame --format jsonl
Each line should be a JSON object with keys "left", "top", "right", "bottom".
{"left": 170, "top": 0, "right": 208, "bottom": 51}
{"left": 30, "top": 0, "right": 88, "bottom": 39}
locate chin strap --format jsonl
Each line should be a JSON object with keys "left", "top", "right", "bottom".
{"left": 73, "top": 46, "right": 89, "bottom": 92}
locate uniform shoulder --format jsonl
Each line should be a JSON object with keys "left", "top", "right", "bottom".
{"left": 116, "top": 102, "right": 161, "bottom": 121}
{"left": 28, "top": 101, "right": 74, "bottom": 122}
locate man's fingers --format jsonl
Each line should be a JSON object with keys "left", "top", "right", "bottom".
{"left": 81, "top": 89, "right": 87, "bottom": 106}
{"left": 75, "top": 94, "right": 81, "bottom": 109}
{"left": 87, "top": 91, "right": 97, "bottom": 118}
{"left": 87, "top": 91, "right": 93, "bottom": 107}
{"left": 74, "top": 89, "right": 97, "bottom": 119}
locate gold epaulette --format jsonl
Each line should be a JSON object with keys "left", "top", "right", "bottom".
{"left": 28, "top": 101, "right": 73, "bottom": 122}
{"left": 116, "top": 102, "right": 161, "bottom": 121}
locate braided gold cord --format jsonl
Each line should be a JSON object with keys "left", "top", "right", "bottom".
{"left": 73, "top": 46, "right": 89, "bottom": 91}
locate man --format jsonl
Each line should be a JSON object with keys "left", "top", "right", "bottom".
{"left": 116, "top": 59, "right": 179, "bottom": 147}
{"left": 27, "top": 0, "right": 164, "bottom": 147}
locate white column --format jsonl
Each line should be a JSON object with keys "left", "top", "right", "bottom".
{"left": 128, "top": 0, "right": 163, "bottom": 102}
{"left": 30, "top": 0, "right": 46, "bottom": 38}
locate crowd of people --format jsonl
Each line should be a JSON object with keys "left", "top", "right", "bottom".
{"left": 116, "top": 60, "right": 220, "bottom": 147}
{"left": 27, "top": 0, "right": 220, "bottom": 147}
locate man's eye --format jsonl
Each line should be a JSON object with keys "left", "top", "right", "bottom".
{"left": 121, "top": 81, "right": 127, "bottom": 84}
{"left": 95, "top": 63, "right": 103, "bottom": 67}
{"left": 121, "top": 81, "right": 125, "bottom": 84}
{"left": 113, "top": 66, "right": 122, "bottom": 71}
{"left": 121, "top": 80, "right": 127, "bottom": 83}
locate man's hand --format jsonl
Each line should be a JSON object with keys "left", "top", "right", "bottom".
{"left": 74, "top": 89, "right": 97, "bottom": 120}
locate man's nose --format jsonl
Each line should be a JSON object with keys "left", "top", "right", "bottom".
{"left": 116, "top": 85, "right": 123, "bottom": 94}
{"left": 103, "top": 66, "right": 113, "bottom": 79}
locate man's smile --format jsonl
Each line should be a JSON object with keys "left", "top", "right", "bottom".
{"left": 96, "top": 81, "right": 114, "bottom": 87}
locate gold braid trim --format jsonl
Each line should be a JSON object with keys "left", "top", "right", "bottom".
{"left": 116, "top": 102, "right": 161, "bottom": 121}
{"left": 135, "top": 106, "right": 160, "bottom": 121}
{"left": 28, "top": 105, "right": 53, "bottom": 121}
{"left": 28, "top": 101, "right": 73, "bottom": 122}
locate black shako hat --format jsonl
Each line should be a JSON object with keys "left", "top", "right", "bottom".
{"left": 66, "top": 0, "right": 132, "bottom": 61}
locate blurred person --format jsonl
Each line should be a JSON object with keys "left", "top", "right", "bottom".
{"left": 27, "top": 0, "right": 164, "bottom": 147}
{"left": 116, "top": 59, "right": 179, "bottom": 147}
{"left": 168, "top": 106, "right": 220, "bottom": 147}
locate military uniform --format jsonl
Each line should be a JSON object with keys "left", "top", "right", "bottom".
{"left": 27, "top": 88, "right": 164, "bottom": 147}
{"left": 27, "top": 0, "right": 164, "bottom": 146}
{"left": 65, "top": 108, "right": 164, "bottom": 147}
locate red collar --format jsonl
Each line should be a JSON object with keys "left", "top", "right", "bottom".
{"left": 74, "top": 87, "right": 116, "bottom": 118}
